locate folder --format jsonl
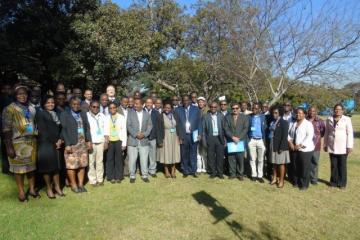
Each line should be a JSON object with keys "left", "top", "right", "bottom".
{"left": 192, "top": 130, "right": 199, "bottom": 142}
{"left": 227, "top": 141, "right": 245, "bottom": 153}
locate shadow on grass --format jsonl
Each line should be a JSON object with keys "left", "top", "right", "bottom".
{"left": 354, "top": 131, "right": 360, "bottom": 139}
{"left": 318, "top": 178, "right": 331, "bottom": 186}
{"left": 192, "top": 191, "right": 282, "bottom": 240}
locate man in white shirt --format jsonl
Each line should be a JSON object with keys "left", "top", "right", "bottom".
{"left": 283, "top": 101, "right": 294, "bottom": 123}
{"left": 100, "top": 93, "right": 109, "bottom": 116}
{"left": 87, "top": 100, "right": 106, "bottom": 186}
{"left": 106, "top": 85, "right": 119, "bottom": 105}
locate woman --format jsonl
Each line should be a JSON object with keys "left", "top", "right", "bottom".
{"left": 324, "top": 104, "right": 353, "bottom": 189}
{"left": 104, "top": 102, "right": 127, "bottom": 183}
{"left": 268, "top": 105, "right": 290, "bottom": 188}
{"left": 60, "top": 97, "right": 92, "bottom": 193}
{"left": 156, "top": 102, "right": 181, "bottom": 178}
{"left": 2, "top": 86, "right": 39, "bottom": 202}
{"left": 36, "top": 95, "right": 65, "bottom": 199}
{"left": 288, "top": 108, "right": 314, "bottom": 190}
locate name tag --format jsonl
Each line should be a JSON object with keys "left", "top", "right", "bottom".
{"left": 170, "top": 128, "right": 176, "bottom": 133}
{"left": 186, "top": 121, "right": 191, "bottom": 132}
{"left": 251, "top": 127, "right": 256, "bottom": 131}
{"left": 25, "top": 124, "right": 33, "bottom": 134}
{"left": 78, "top": 128, "right": 84, "bottom": 134}
{"left": 213, "top": 128, "right": 219, "bottom": 136}
{"left": 96, "top": 129, "right": 103, "bottom": 136}
{"left": 111, "top": 129, "right": 118, "bottom": 137}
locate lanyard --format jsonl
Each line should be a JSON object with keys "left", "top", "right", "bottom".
{"left": 166, "top": 113, "right": 175, "bottom": 128}
{"left": 91, "top": 113, "right": 101, "bottom": 130}
{"left": 111, "top": 114, "right": 117, "bottom": 128}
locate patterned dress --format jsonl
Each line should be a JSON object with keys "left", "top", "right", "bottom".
{"left": 2, "top": 102, "right": 37, "bottom": 174}
{"left": 64, "top": 113, "right": 89, "bottom": 169}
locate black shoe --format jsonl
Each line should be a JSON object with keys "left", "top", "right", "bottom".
{"left": 311, "top": 181, "right": 318, "bottom": 185}
{"left": 110, "top": 180, "right": 116, "bottom": 184}
{"left": 142, "top": 178, "right": 150, "bottom": 183}
{"left": 56, "top": 192, "right": 66, "bottom": 197}
{"left": 339, "top": 186, "right": 346, "bottom": 190}
{"left": 183, "top": 174, "right": 188, "bottom": 178}
{"left": 26, "top": 189, "right": 41, "bottom": 199}
{"left": 299, "top": 187, "right": 308, "bottom": 191}
{"left": 130, "top": 178, "right": 135, "bottom": 184}
{"left": 250, "top": 177, "right": 257, "bottom": 182}
{"left": 98, "top": 182, "right": 104, "bottom": 186}
{"left": 149, "top": 173, "right": 157, "bottom": 178}
{"left": 293, "top": 184, "right": 299, "bottom": 188}
{"left": 238, "top": 176, "right": 244, "bottom": 181}
{"left": 228, "top": 176, "right": 236, "bottom": 180}
{"left": 209, "top": 175, "right": 216, "bottom": 179}
{"left": 46, "top": 192, "right": 56, "bottom": 199}
{"left": 79, "top": 186, "right": 87, "bottom": 193}
{"left": 18, "top": 194, "right": 28, "bottom": 203}
{"left": 218, "top": 175, "right": 225, "bottom": 179}
{"left": 192, "top": 174, "right": 198, "bottom": 178}
{"left": 71, "top": 187, "right": 81, "bottom": 193}
{"left": 115, "top": 179, "right": 121, "bottom": 184}
{"left": 258, "top": 178, "right": 265, "bottom": 183}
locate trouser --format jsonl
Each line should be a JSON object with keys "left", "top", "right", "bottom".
{"left": 294, "top": 151, "right": 313, "bottom": 188}
{"left": 123, "top": 149, "right": 129, "bottom": 176}
{"left": 288, "top": 151, "right": 297, "bottom": 185}
{"left": 1, "top": 139, "right": 10, "bottom": 174}
{"left": 88, "top": 143, "right": 104, "bottom": 184}
{"left": 248, "top": 139, "right": 266, "bottom": 178}
{"left": 228, "top": 152, "right": 245, "bottom": 177}
{"left": 207, "top": 136, "right": 224, "bottom": 176}
{"left": 180, "top": 134, "right": 198, "bottom": 175}
{"left": 106, "top": 141, "right": 123, "bottom": 181}
{"left": 330, "top": 154, "right": 348, "bottom": 188}
{"left": 148, "top": 139, "right": 157, "bottom": 175}
{"left": 264, "top": 140, "right": 272, "bottom": 179}
{"left": 197, "top": 140, "right": 207, "bottom": 173}
{"left": 128, "top": 145, "right": 149, "bottom": 179}
{"left": 310, "top": 151, "right": 321, "bottom": 183}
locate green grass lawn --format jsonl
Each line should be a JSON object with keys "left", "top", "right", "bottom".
{"left": 1, "top": 116, "right": 360, "bottom": 240}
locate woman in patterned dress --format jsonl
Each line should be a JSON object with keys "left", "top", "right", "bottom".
{"left": 60, "top": 97, "right": 92, "bottom": 193}
{"left": 2, "top": 86, "right": 39, "bottom": 202}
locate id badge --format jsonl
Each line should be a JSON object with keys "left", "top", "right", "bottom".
{"left": 251, "top": 127, "right": 256, "bottom": 131}
{"left": 96, "top": 129, "right": 103, "bottom": 136}
{"left": 213, "top": 128, "right": 219, "bottom": 135}
{"left": 111, "top": 129, "right": 118, "bottom": 137}
{"left": 78, "top": 128, "right": 84, "bottom": 134}
{"left": 25, "top": 124, "right": 33, "bottom": 134}
{"left": 170, "top": 128, "right": 176, "bottom": 133}
{"left": 185, "top": 121, "right": 191, "bottom": 132}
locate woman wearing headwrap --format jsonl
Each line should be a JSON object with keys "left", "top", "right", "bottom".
{"left": 2, "top": 85, "right": 39, "bottom": 202}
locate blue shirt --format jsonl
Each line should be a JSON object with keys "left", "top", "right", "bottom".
{"left": 250, "top": 115, "right": 263, "bottom": 138}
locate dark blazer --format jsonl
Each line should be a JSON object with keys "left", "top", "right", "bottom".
{"left": 223, "top": 113, "right": 249, "bottom": 142}
{"left": 144, "top": 108, "right": 159, "bottom": 140}
{"left": 80, "top": 101, "right": 90, "bottom": 112}
{"left": 202, "top": 112, "right": 225, "bottom": 145}
{"left": 35, "top": 110, "right": 61, "bottom": 144}
{"left": 60, "top": 110, "right": 91, "bottom": 146}
{"left": 175, "top": 105, "right": 202, "bottom": 141}
{"left": 248, "top": 114, "right": 267, "bottom": 141}
{"left": 272, "top": 118, "right": 289, "bottom": 152}
{"left": 155, "top": 112, "right": 181, "bottom": 145}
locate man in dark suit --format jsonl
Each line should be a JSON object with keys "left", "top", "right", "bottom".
{"left": 80, "top": 89, "right": 93, "bottom": 112}
{"left": 202, "top": 102, "right": 225, "bottom": 179}
{"left": 223, "top": 103, "right": 249, "bottom": 180}
{"left": 175, "top": 95, "right": 202, "bottom": 178}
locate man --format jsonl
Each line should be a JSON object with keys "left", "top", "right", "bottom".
{"left": 29, "top": 86, "right": 41, "bottom": 111}
{"left": 81, "top": 89, "right": 93, "bottom": 112}
{"left": 220, "top": 100, "right": 229, "bottom": 116}
{"left": 87, "top": 101, "right": 106, "bottom": 186}
{"left": 134, "top": 91, "right": 142, "bottom": 99}
{"left": 175, "top": 95, "right": 202, "bottom": 178}
{"left": 144, "top": 98, "right": 158, "bottom": 177}
{"left": 197, "top": 96, "right": 208, "bottom": 173}
{"left": 172, "top": 95, "right": 180, "bottom": 109}
{"left": 202, "top": 102, "right": 225, "bottom": 179}
{"left": 150, "top": 91, "right": 157, "bottom": 103}
{"left": 190, "top": 92, "right": 198, "bottom": 106}
{"left": 55, "top": 92, "right": 69, "bottom": 114}
{"left": 55, "top": 83, "right": 66, "bottom": 94}
{"left": 100, "top": 93, "right": 109, "bottom": 116}
{"left": 73, "top": 88, "right": 82, "bottom": 99}
{"left": 154, "top": 98, "right": 163, "bottom": 113}
{"left": 248, "top": 103, "right": 267, "bottom": 183}
{"left": 106, "top": 85, "right": 119, "bottom": 105}
{"left": 127, "top": 99, "right": 153, "bottom": 183}
{"left": 0, "top": 83, "right": 13, "bottom": 174}
{"left": 240, "top": 101, "right": 252, "bottom": 115}
{"left": 262, "top": 101, "right": 270, "bottom": 115}
{"left": 283, "top": 101, "right": 294, "bottom": 123}
{"left": 224, "top": 103, "right": 249, "bottom": 180}
{"left": 307, "top": 106, "right": 325, "bottom": 185}
{"left": 117, "top": 96, "right": 130, "bottom": 176}
{"left": 128, "top": 96, "right": 135, "bottom": 109}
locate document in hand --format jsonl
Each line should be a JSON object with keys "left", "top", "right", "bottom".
{"left": 227, "top": 141, "right": 245, "bottom": 153}
{"left": 192, "top": 130, "right": 199, "bottom": 142}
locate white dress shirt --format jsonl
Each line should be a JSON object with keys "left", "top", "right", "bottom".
{"left": 136, "top": 110, "right": 143, "bottom": 131}
{"left": 288, "top": 119, "right": 315, "bottom": 152}
{"left": 87, "top": 112, "right": 106, "bottom": 144}
{"left": 100, "top": 105, "right": 109, "bottom": 116}
{"left": 104, "top": 113, "right": 127, "bottom": 147}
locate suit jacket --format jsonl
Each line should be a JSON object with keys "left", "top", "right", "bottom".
{"left": 272, "top": 118, "right": 289, "bottom": 152}
{"left": 202, "top": 112, "right": 225, "bottom": 145}
{"left": 35, "top": 110, "right": 61, "bottom": 144}
{"left": 60, "top": 110, "right": 91, "bottom": 146}
{"left": 175, "top": 105, "right": 202, "bottom": 141}
{"left": 248, "top": 114, "right": 267, "bottom": 142}
{"left": 223, "top": 113, "right": 249, "bottom": 142}
{"left": 324, "top": 115, "right": 354, "bottom": 154}
{"left": 80, "top": 101, "right": 90, "bottom": 112}
{"left": 147, "top": 109, "right": 159, "bottom": 140}
{"left": 155, "top": 112, "right": 181, "bottom": 145}
{"left": 126, "top": 109, "right": 153, "bottom": 147}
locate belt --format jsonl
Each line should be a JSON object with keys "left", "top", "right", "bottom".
{"left": 251, "top": 137, "right": 262, "bottom": 140}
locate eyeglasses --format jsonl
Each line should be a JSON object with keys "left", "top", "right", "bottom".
{"left": 109, "top": 107, "right": 117, "bottom": 109}
{"left": 91, "top": 106, "right": 100, "bottom": 109}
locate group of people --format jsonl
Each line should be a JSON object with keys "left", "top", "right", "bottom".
{"left": 0, "top": 82, "right": 354, "bottom": 202}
